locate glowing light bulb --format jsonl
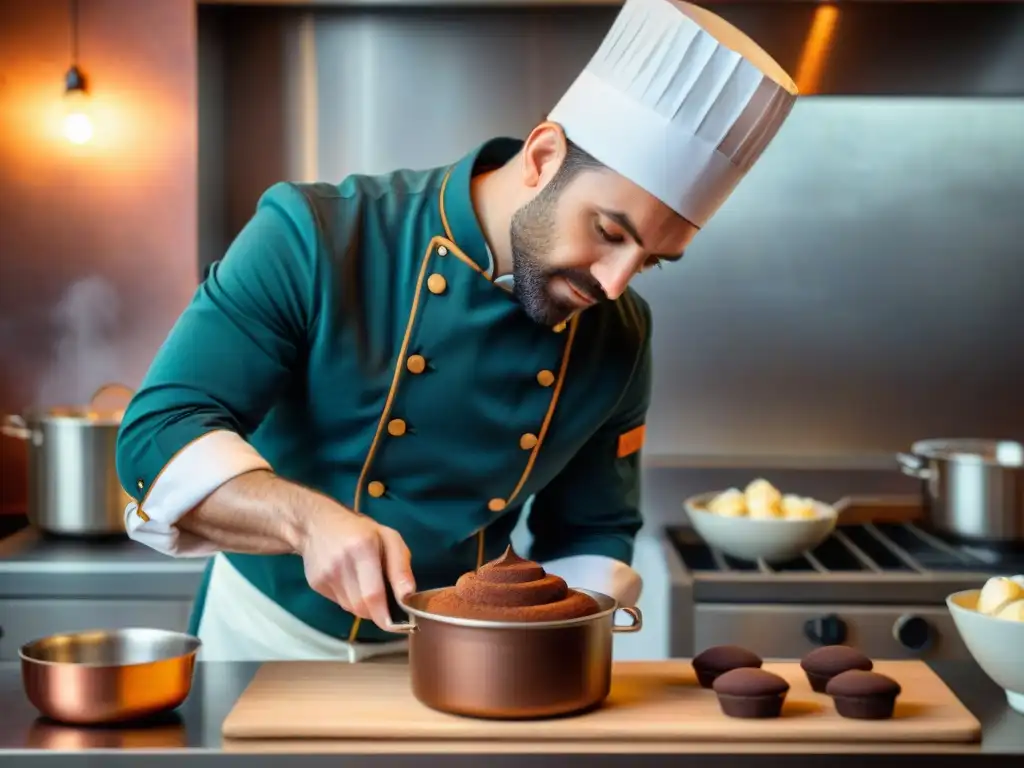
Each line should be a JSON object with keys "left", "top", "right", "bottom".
{"left": 63, "top": 97, "right": 93, "bottom": 145}
{"left": 62, "top": 66, "right": 93, "bottom": 145}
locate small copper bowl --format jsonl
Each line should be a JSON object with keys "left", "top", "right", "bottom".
{"left": 392, "top": 588, "right": 642, "bottom": 720}
{"left": 20, "top": 627, "right": 201, "bottom": 725}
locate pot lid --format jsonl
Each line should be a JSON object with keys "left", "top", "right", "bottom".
{"left": 52, "top": 406, "right": 125, "bottom": 423}
{"left": 911, "top": 439, "right": 1024, "bottom": 467}
{"left": 20, "top": 406, "right": 125, "bottom": 426}
{"left": 21, "top": 383, "right": 132, "bottom": 426}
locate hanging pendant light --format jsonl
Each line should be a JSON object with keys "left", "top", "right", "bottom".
{"left": 62, "top": 0, "right": 93, "bottom": 145}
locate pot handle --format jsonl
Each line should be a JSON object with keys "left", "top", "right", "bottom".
{"left": 386, "top": 607, "right": 644, "bottom": 634}
{"left": 89, "top": 382, "right": 136, "bottom": 409}
{"left": 896, "top": 452, "right": 931, "bottom": 480}
{"left": 612, "top": 606, "right": 643, "bottom": 634}
{"left": 1, "top": 414, "right": 32, "bottom": 441}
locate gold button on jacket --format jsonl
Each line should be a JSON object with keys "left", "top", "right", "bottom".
{"left": 519, "top": 433, "right": 538, "bottom": 450}
{"left": 427, "top": 273, "right": 447, "bottom": 294}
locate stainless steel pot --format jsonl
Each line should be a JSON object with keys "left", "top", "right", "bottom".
{"left": 392, "top": 588, "right": 642, "bottom": 719}
{"left": 1, "top": 383, "right": 134, "bottom": 537}
{"left": 897, "top": 438, "right": 1024, "bottom": 542}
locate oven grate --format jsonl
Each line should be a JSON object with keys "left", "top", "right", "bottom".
{"left": 667, "top": 522, "right": 1024, "bottom": 576}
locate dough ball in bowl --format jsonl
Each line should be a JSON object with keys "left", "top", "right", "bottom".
{"left": 745, "top": 478, "right": 783, "bottom": 519}
{"left": 780, "top": 494, "right": 819, "bottom": 520}
{"left": 683, "top": 479, "right": 838, "bottom": 563}
{"left": 977, "top": 576, "right": 1024, "bottom": 616}
{"left": 707, "top": 488, "right": 747, "bottom": 517}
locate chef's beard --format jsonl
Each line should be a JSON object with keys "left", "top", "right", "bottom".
{"left": 508, "top": 189, "right": 607, "bottom": 326}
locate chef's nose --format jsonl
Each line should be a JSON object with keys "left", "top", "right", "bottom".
{"left": 589, "top": 256, "right": 637, "bottom": 301}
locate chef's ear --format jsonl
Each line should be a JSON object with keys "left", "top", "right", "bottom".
{"left": 520, "top": 122, "right": 568, "bottom": 190}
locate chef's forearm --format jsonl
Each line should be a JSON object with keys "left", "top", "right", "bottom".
{"left": 177, "top": 468, "right": 321, "bottom": 555}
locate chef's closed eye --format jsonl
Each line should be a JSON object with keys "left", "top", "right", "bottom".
{"left": 595, "top": 218, "right": 625, "bottom": 245}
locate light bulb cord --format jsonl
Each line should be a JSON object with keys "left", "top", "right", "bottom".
{"left": 64, "top": 0, "right": 86, "bottom": 93}
{"left": 69, "top": 0, "right": 79, "bottom": 66}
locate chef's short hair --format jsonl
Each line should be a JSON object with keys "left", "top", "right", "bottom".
{"left": 547, "top": 138, "right": 605, "bottom": 196}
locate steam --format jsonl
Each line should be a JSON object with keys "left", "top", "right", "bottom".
{"left": 36, "top": 276, "right": 123, "bottom": 407}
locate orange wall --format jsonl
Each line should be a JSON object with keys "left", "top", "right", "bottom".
{"left": 0, "top": 0, "right": 198, "bottom": 514}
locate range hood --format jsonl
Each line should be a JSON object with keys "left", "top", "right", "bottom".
{"left": 198, "top": 0, "right": 1024, "bottom": 96}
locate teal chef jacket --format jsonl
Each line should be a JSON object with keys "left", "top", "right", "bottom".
{"left": 115, "top": 137, "right": 653, "bottom": 643}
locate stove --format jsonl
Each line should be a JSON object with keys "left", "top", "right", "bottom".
{"left": 662, "top": 498, "right": 1024, "bottom": 661}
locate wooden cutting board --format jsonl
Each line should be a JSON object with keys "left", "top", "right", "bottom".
{"left": 221, "top": 659, "right": 981, "bottom": 744}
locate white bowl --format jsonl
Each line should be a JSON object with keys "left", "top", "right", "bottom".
{"left": 682, "top": 491, "right": 838, "bottom": 563}
{"left": 947, "top": 588, "right": 1024, "bottom": 714}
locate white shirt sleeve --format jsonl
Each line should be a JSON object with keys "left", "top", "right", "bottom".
{"left": 538, "top": 554, "right": 643, "bottom": 607}
{"left": 124, "top": 430, "right": 271, "bottom": 558}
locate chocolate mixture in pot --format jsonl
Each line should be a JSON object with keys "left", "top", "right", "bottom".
{"left": 423, "top": 545, "right": 601, "bottom": 621}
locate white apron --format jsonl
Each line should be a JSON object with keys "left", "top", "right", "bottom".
{"left": 195, "top": 553, "right": 410, "bottom": 663}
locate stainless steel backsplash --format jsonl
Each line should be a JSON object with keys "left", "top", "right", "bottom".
{"left": 199, "top": 3, "right": 1024, "bottom": 465}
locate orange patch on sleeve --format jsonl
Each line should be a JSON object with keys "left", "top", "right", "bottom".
{"left": 617, "top": 424, "right": 646, "bottom": 458}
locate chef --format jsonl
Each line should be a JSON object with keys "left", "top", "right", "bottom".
{"left": 115, "top": 0, "right": 797, "bottom": 662}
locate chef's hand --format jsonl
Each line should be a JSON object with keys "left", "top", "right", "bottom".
{"left": 297, "top": 503, "right": 416, "bottom": 632}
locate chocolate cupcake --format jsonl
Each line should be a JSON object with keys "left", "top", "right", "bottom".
{"left": 422, "top": 546, "right": 601, "bottom": 622}
{"left": 826, "top": 670, "right": 901, "bottom": 720}
{"left": 692, "top": 645, "right": 763, "bottom": 689}
{"left": 800, "top": 645, "right": 873, "bottom": 693}
{"left": 712, "top": 668, "right": 790, "bottom": 719}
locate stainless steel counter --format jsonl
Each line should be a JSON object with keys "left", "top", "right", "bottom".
{"left": 0, "top": 527, "right": 207, "bottom": 599}
{"left": 0, "top": 660, "right": 1021, "bottom": 766}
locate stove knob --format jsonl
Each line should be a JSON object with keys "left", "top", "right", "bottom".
{"left": 893, "top": 614, "right": 933, "bottom": 652}
{"left": 803, "top": 614, "right": 847, "bottom": 646}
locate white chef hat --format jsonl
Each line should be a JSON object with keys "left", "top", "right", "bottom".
{"left": 548, "top": 0, "right": 798, "bottom": 228}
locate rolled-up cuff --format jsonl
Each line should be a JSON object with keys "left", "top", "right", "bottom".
{"left": 538, "top": 554, "right": 643, "bottom": 607}
{"left": 124, "top": 430, "right": 271, "bottom": 557}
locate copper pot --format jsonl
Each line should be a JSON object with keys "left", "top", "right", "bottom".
{"left": 20, "top": 627, "right": 201, "bottom": 725}
{"left": 392, "top": 588, "right": 642, "bottom": 719}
